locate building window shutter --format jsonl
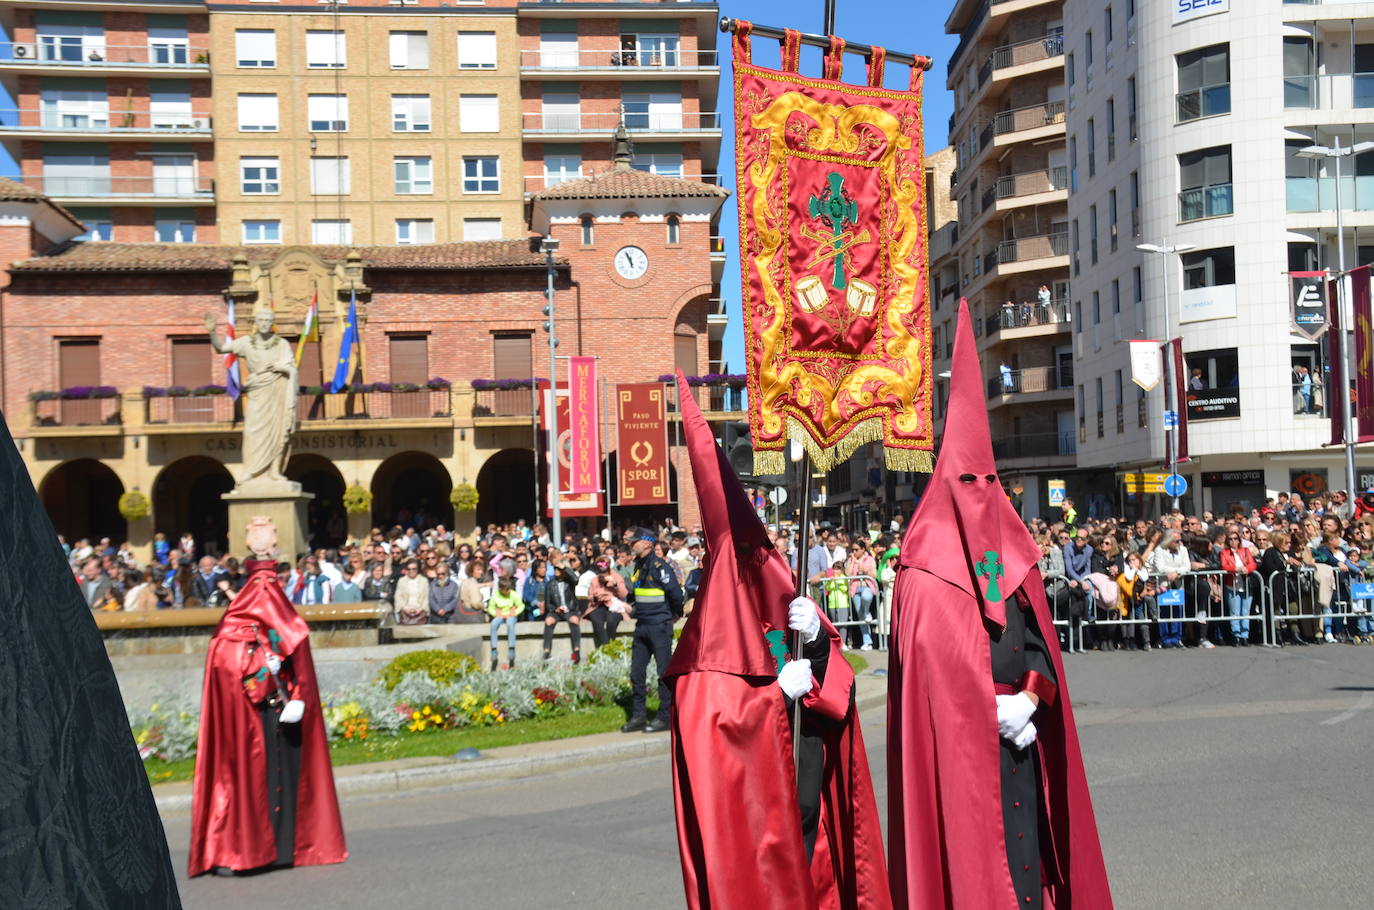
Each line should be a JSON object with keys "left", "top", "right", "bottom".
{"left": 674, "top": 334, "right": 698, "bottom": 377}
{"left": 172, "top": 338, "right": 214, "bottom": 420}
{"left": 58, "top": 338, "right": 101, "bottom": 424}
{"left": 491, "top": 334, "right": 533, "bottom": 416}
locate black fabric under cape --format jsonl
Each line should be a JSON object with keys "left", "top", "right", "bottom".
{"left": 0, "top": 412, "right": 182, "bottom": 908}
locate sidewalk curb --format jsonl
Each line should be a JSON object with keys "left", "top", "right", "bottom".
{"left": 153, "top": 678, "right": 888, "bottom": 813}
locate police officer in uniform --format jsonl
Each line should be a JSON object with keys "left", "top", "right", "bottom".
{"left": 621, "top": 528, "right": 685, "bottom": 733}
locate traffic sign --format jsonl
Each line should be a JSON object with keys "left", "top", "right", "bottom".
{"left": 1163, "top": 474, "right": 1188, "bottom": 497}
{"left": 1047, "top": 479, "right": 1066, "bottom": 506}
{"left": 1162, "top": 409, "right": 1178, "bottom": 428}
{"left": 769, "top": 486, "right": 787, "bottom": 505}
{"left": 1122, "top": 472, "right": 1167, "bottom": 493}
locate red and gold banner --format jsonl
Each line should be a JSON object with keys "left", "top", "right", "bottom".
{"left": 541, "top": 385, "right": 603, "bottom": 517}
{"left": 568, "top": 356, "right": 600, "bottom": 493}
{"left": 616, "top": 382, "right": 671, "bottom": 505}
{"left": 732, "top": 22, "right": 933, "bottom": 474}
{"left": 1353, "top": 266, "right": 1374, "bottom": 442}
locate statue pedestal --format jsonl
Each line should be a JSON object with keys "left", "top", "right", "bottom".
{"left": 222, "top": 483, "right": 314, "bottom": 560}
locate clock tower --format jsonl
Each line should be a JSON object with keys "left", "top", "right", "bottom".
{"left": 529, "top": 125, "right": 729, "bottom": 530}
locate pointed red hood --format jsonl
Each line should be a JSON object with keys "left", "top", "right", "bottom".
{"left": 217, "top": 559, "right": 311, "bottom": 657}
{"left": 898, "top": 299, "right": 1039, "bottom": 628}
{"left": 665, "top": 371, "right": 794, "bottom": 679}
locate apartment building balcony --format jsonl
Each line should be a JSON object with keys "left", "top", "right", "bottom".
{"left": 982, "top": 297, "right": 1070, "bottom": 340}
{"left": 991, "top": 231, "right": 1069, "bottom": 274}
{"left": 956, "top": 100, "right": 1064, "bottom": 175}
{"left": 0, "top": 108, "right": 212, "bottom": 140}
{"left": 518, "top": 48, "right": 719, "bottom": 80}
{"left": 985, "top": 364, "right": 1073, "bottom": 408}
{"left": 706, "top": 296, "right": 728, "bottom": 339}
{"left": 522, "top": 110, "right": 720, "bottom": 140}
{"left": 945, "top": 0, "right": 1064, "bottom": 84}
{"left": 953, "top": 32, "right": 1064, "bottom": 135}
{"left": 5, "top": 174, "right": 214, "bottom": 205}
{"left": 710, "top": 234, "right": 726, "bottom": 281}
{"left": 524, "top": 171, "right": 720, "bottom": 194}
{"left": 1283, "top": 73, "right": 1374, "bottom": 125}
{"left": 995, "top": 166, "right": 1067, "bottom": 209}
{"left": 0, "top": 43, "right": 210, "bottom": 77}
{"left": 991, "top": 431, "right": 1076, "bottom": 464}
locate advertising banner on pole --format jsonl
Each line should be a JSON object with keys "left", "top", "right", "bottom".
{"left": 1129, "top": 339, "right": 1162, "bottom": 390}
{"left": 567, "top": 356, "right": 600, "bottom": 493}
{"left": 616, "top": 382, "right": 672, "bottom": 505}
{"left": 1290, "top": 271, "right": 1329, "bottom": 340}
{"left": 731, "top": 21, "right": 934, "bottom": 476}
{"left": 1351, "top": 266, "right": 1374, "bottom": 442}
{"left": 541, "top": 385, "right": 603, "bottom": 517}
{"left": 1330, "top": 275, "right": 1347, "bottom": 448}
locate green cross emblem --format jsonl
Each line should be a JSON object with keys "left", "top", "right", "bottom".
{"left": 765, "top": 629, "right": 789, "bottom": 675}
{"left": 975, "top": 550, "right": 1004, "bottom": 603}
{"left": 807, "top": 172, "right": 859, "bottom": 290}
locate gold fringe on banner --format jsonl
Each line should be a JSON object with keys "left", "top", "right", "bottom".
{"left": 752, "top": 415, "right": 935, "bottom": 477}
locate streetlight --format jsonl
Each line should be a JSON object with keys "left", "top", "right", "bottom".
{"left": 1137, "top": 240, "right": 1197, "bottom": 509}
{"left": 1297, "top": 138, "right": 1374, "bottom": 497}
{"left": 540, "top": 236, "right": 562, "bottom": 547}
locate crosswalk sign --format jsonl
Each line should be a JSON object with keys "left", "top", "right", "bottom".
{"left": 1047, "top": 479, "right": 1066, "bottom": 506}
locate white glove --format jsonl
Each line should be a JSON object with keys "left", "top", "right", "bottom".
{"left": 279, "top": 699, "right": 305, "bottom": 724}
{"left": 996, "top": 692, "right": 1037, "bottom": 740}
{"left": 777, "top": 659, "right": 813, "bottom": 700}
{"left": 1011, "top": 720, "right": 1038, "bottom": 750}
{"left": 788, "top": 596, "right": 822, "bottom": 643}
{"left": 264, "top": 653, "right": 282, "bottom": 676}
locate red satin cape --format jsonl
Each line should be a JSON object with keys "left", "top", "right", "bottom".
{"left": 188, "top": 561, "right": 347, "bottom": 876}
{"left": 886, "top": 566, "right": 1112, "bottom": 909}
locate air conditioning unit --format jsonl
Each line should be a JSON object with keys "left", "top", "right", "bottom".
{"left": 12, "top": 44, "right": 34, "bottom": 58}
{"left": 189, "top": 117, "right": 209, "bottom": 129}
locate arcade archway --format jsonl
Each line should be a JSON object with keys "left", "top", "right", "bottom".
{"left": 287, "top": 454, "right": 347, "bottom": 548}
{"left": 152, "top": 456, "right": 233, "bottom": 555}
{"left": 40, "top": 459, "right": 126, "bottom": 545}
{"left": 476, "top": 448, "right": 537, "bottom": 529}
{"left": 372, "top": 451, "right": 453, "bottom": 530}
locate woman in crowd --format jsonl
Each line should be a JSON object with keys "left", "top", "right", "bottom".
{"left": 1037, "top": 532, "right": 1073, "bottom": 651}
{"left": 541, "top": 552, "right": 581, "bottom": 662}
{"left": 1259, "top": 530, "right": 1304, "bottom": 645}
{"left": 428, "top": 561, "right": 459, "bottom": 623}
{"left": 1220, "top": 530, "right": 1257, "bottom": 646}
{"left": 522, "top": 558, "right": 549, "bottom": 622}
{"left": 845, "top": 537, "right": 878, "bottom": 651}
{"left": 362, "top": 562, "right": 394, "bottom": 606}
{"left": 584, "top": 558, "right": 628, "bottom": 648}
{"left": 1116, "top": 550, "right": 1150, "bottom": 650}
{"left": 121, "top": 568, "right": 157, "bottom": 611}
{"left": 393, "top": 558, "right": 430, "bottom": 625}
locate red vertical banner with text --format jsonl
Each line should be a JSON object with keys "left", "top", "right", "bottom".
{"left": 568, "top": 356, "right": 600, "bottom": 493}
{"left": 1330, "top": 276, "right": 1347, "bottom": 448}
{"left": 541, "top": 384, "right": 603, "bottom": 517}
{"left": 1351, "top": 266, "right": 1374, "bottom": 442}
{"left": 616, "top": 383, "right": 672, "bottom": 505}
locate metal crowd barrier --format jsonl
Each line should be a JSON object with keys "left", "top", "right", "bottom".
{"left": 809, "top": 573, "right": 885, "bottom": 649}
{"left": 1259, "top": 565, "right": 1374, "bottom": 646}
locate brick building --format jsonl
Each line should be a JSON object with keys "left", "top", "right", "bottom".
{"left": 0, "top": 146, "right": 730, "bottom": 554}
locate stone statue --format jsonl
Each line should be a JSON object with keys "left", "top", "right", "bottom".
{"left": 244, "top": 516, "right": 279, "bottom": 560}
{"left": 205, "top": 308, "right": 298, "bottom": 489}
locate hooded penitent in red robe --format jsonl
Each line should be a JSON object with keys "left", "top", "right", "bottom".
{"left": 189, "top": 559, "right": 347, "bottom": 876}
{"left": 887, "top": 300, "right": 1112, "bottom": 909}
{"left": 666, "top": 372, "right": 890, "bottom": 910}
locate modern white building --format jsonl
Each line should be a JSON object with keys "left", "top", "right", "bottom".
{"left": 1063, "top": 0, "right": 1374, "bottom": 517}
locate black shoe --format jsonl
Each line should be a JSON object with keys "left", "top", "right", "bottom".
{"left": 490, "top": 655, "right": 497, "bottom": 672}
{"left": 621, "top": 717, "right": 647, "bottom": 733}
{"left": 643, "top": 717, "right": 669, "bottom": 733}
{"left": 211, "top": 866, "right": 236, "bottom": 878}
{"left": 1240, "top": 638, "right": 1250, "bottom": 647}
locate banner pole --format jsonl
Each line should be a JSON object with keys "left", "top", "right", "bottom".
{"left": 792, "top": 449, "right": 814, "bottom": 771}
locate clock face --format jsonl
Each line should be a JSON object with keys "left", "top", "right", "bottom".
{"left": 614, "top": 245, "right": 649, "bottom": 280}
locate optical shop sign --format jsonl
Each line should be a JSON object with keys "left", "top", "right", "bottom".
{"left": 1174, "top": 0, "right": 1228, "bottom": 24}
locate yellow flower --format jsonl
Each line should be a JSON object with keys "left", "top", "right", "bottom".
{"left": 422, "top": 706, "right": 432, "bottom": 716}
{"left": 417, "top": 721, "right": 427, "bottom": 732}
{"left": 411, "top": 710, "right": 421, "bottom": 720}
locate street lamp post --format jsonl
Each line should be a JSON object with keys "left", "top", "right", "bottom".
{"left": 541, "top": 236, "right": 562, "bottom": 548}
{"left": 1137, "top": 241, "right": 1196, "bottom": 510}
{"left": 1298, "top": 138, "right": 1374, "bottom": 497}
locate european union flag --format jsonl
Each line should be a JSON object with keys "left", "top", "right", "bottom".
{"left": 330, "top": 290, "right": 359, "bottom": 393}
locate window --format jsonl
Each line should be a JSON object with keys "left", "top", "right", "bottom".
{"left": 1069, "top": 137, "right": 1078, "bottom": 193}
{"left": 459, "top": 95, "right": 499, "bottom": 132}
{"left": 1108, "top": 189, "right": 1118, "bottom": 252}
{"left": 1129, "top": 170, "right": 1140, "bottom": 236}
{"left": 388, "top": 335, "right": 429, "bottom": 390}
{"left": 237, "top": 93, "right": 278, "bottom": 131}
{"left": 544, "top": 151, "right": 581, "bottom": 187}
{"left": 40, "top": 86, "right": 107, "bottom": 129}
{"left": 1133, "top": 265, "right": 1144, "bottom": 333}
{"left": 1178, "top": 145, "right": 1232, "bottom": 221}
{"left": 458, "top": 31, "right": 497, "bottom": 69}
{"left": 623, "top": 31, "right": 682, "bottom": 67}
{"left": 43, "top": 152, "right": 109, "bottom": 196}
{"left": 310, "top": 157, "right": 350, "bottom": 195}
{"left": 148, "top": 25, "right": 189, "bottom": 65}
{"left": 1185, "top": 348, "right": 1240, "bottom": 420}
{"left": 631, "top": 151, "right": 684, "bottom": 177}
{"left": 1087, "top": 118, "right": 1095, "bottom": 178}
{"left": 462, "top": 156, "right": 499, "bottom": 193}
{"left": 1095, "top": 377, "right": 1104, "bottom": 438}
{"left": 240, "top": 156, "right": 280, "bottom": 194}
{"left": 667, "top": 215, "right": 680, "bottom": 245}
{"left": 389, "top": 31, "right": 429, "bottom": 69}
{"left": 1089, "top": 204, "right": 1098, "bottom": 265}
{"left": 312, "top": 219, "right": 351, "bottom": 244}
{"left": 1181, "top": 247, "right": 1236, "bottom": 289}
{"left": 306, "top": 30, "right": 346, "bottom": 68}
{"left": 36, "top": 24, "right": 104, "bottom": 64}
{"left": 1114, "top": 370, "right": 1124, "bottom": 432}
{"left": 1085, "top": 29, "right": 1094, "bottom": 82}
{"left": 1288, "top": 240, "right": 1319, "bottom": 273}
{"left": 394, "top": 156, "right": 433, "bottom": 194}
{"left": 541, "top": 92, "right": 580, "bottom": 131}
{"left": 623, "top": 91, "right": 682, "bottom": 130}
{"left": 1067, "top": 53, "right": 1075, "bottom": 89}
{"left": 396, "top": 219, "right": 435, "bottom": 244}
{"left": 463, "top": 218, "right": 501, "bottom": 241}
{"left": 243, "top": 220, "right": 281, "bottom": 244}
{"left": 149, "top": 87, "right": 193, "bottom": 129}
{"left": 539, "top": 29, "right": 579, "bottom": 68}
{"left": 75, "top": 217, "right": 112, "bottom": 242}
{"left": 235, "top": 29, "right": 275, "bottom": 67}
{"left": 307, "top": 94, "right": 348, "bottom": 131}
{"left": 151, "top": 154, "right": 194, "bottom": 195}
{"left": 391, "top": 94, "right": 431, "bottom": 132}
{"left": 1283, "top": 37, "right": 1315, "bottom": 110}
{"left": 1128, "top": 77, "right": 1137, "bottom": 140}
{"left": 1106, "top": 98, "right": 1115, "bottom": 162}
{"left": 1071, "top": 218, "right": 1080, "bottom": 276}
{"left": 580, "top": 215, "right": 594, "bottom": 245}
{"left": 1176, "top": 44, "right": 1230, "bottom": 122}
{"left": 155, "top": 218, "right": 195, "bottom": 243}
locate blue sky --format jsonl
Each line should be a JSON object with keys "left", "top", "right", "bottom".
{"left": 714, "top": 0, "right": 958, "bottom": 371}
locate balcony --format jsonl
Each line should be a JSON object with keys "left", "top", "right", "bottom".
{"left": 666, "top": 379, "right": 748, "bottom": 417}
{"left": 997, "top": 232, "right": 1069, "bottom": 266}
{"left": 986, "top": 364, "right": 1072, "bottom": 401}
{"left": 4, "top": 174, "right": 214, "bottom": 204}
{"left": 0, "top": 108, "right": 212, "bottom": 139}
{"left": 519, "top": 48, "right": 718, "bottom": 76}
{"left": 983, "top": 297, "right": 1070, "bottom": 336}
{"left": 706, "top": 296, "right": 728, "bottom": 338}
{"left": 472, "top": 387, "right": 536, "bottom": 421}
{"left": 993, "top": 100, "right": 1065, "bottom": 140}
{"left": 522, "top": 110, "right": 720, "bottom": 138}
{"left": 995, "top": 166, "right": 1068, "bottom": 203}
{"left": 1283, "top": 73, "right": 1374, "bottom": 112}
{"left": 525, "top": 172, "right": 719, "bottom": 193}
{"left": 144, "top": 389, "right": 454, "bottom": 428}
{"left": 710, "top": 234, "right": 726, "bottom": 280}
{"left": 0, "top": 42, "right": 210, "bottom": 75}
{"left": 30, "top": 396, "right": 121, "bottom": 429}
{"left": 1178, "top": 184, "right": 1233, "bottom": 222}
{"left": 991, "top": 33, "right": 1064, "bottom": 73}
{"left": 991, "top": 431, "right": 1076, "bottom": 461}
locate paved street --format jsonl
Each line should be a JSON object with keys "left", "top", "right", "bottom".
{"left": 163, "top": 645, "right": 1374, "bottom": 909}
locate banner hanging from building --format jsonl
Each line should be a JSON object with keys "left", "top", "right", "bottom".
{"left": 541, "top": 385, "right": 603, "bottom": 517}
{"left": 1290, "top": 271, "right": 1329, "bottom": 340}
{"left": 567, "top": 356, "right": 600, "bottom": 494}
{"left": 616, "top": 382, "right": 671, "bottom": 506}
{"left": 1331, "top": 275, "right": 1349, "bottom": 449}
{"left": 731, "top": 21, "right": 934, "bottom": 475}
{"left": 1129, "top": 339, "right": 1162, "bottom": 390}
{"left": 1353, "top": 266, "right": 1374, "bottom": 442}
{"left": 1164, "top": 339, "right": 1189, "bottom": 466}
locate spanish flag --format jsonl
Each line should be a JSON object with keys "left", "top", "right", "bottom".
{"left": 295, "top": 290, "right": 319, "bottom": 367}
